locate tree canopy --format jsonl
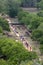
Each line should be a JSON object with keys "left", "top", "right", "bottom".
{"left": 0, "top": 38, "right": 37, "bottom": 65}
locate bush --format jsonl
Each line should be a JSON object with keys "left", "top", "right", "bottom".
{"left": 0, "top": 38, "right": 37, "bottom": 65}
{"left": 0, "top": 17, "right": 10, "bottom": 31}
{"left": 37, "top": 11, "right": 43, "bottom": 17}
{"left": 29, "top": 16, "right": 40, "bottom": 30}
{"left": 20, "top": 60, "right": 33, "bottom": 65}
{"left": 18, "top": 11, "right": 29, "bottom": 20}
{"left": 38, "top": 23, "right": 43, "bottom": 31}
{"left": 0, "top": 59, "right": 8, "bottom": 65}
{"left": 32, "top": 29, "right": 43, "bottom": 40}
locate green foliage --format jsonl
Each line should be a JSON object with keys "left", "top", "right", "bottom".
{"left": 20, "top": 60, "right": 41, "bottom": 65}
{"left": 0, "top": 59, "right": 8, "bottom": 65}
{"left": 20, "top": 15, "right": 30, "bottom": 25}
{"left": 0, "top": 0, "right": 6, "bottom": 13}
{"left": 0, "top": 0, "right": 43, "bottom": 64}
{"left": 38, "top": 0, "right": 43, "bottom": 9}
{"left": 32, "top": 22, "right": 43, "bottom": 43}
{"left": 18, "top": 11, "right": 42, "bottom": 30}
{"left": 37, "top": 10, "right": 43, "bottom": 17}
{"left": 18, "top": 11, "right": 43, "bottom": 56}
{"left": 38, "top": 23, "right": 43, "bottom": 32}
{"left": 5, "top": 0, "right": 20, "bottom": 17}
{"left": 42, "top": 62, "right": 43, "bottom": 65}
{"left": 40, "top": 44, "right": 43, "bottom": 55}
{"left": 0, "top": 38, "right": 37, "bottom": 65}
{"left": 20, "top": 60, "right": 33, "bottom": 65}
{"left": 18, "top": 11, "right": 35, "bottom": 25}
{"left": 29, "top": 16, "right": 40, "bottom": 30}
{"left": 39, "top": 36, "right": 43, "bottom": 44}
{"left": 0, "top": 26, "right": 3, "bottom": 33}
{"left": 32, "top": 29, "right": 43, "bottom": 40}
{"left": 0, "top": 17, "right": 10, "bottom": 31}
{"left": 18, "top": 11, "right": 29, "bottom": 20}
{"left": 0, "top": 0, "right": 21, "bottom": 17}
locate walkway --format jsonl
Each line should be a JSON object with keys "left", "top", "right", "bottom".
{"left": 6, "top": 18, "right": 32, "bottom": 51}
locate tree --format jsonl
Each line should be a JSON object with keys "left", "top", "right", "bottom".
{"left": 18, "top": 11, "right": 28, "bottom": 20}
{"left": 18, "top": 11, "right": 34, "bottom": 25}
{"left": 20, "top": 14, "right": 31, "bottom": 25}
{"left": 0, "top": 38, "right": 37, "bottom": 65}
{"left": 5, "top": 0, "right": 21, "bottom": 17}
{"left": 32, "top": 29, "right": 43, "bottom": 40}
{"left": 38, "top": 0, "right": 43, "bottom": 9}
{"left": 29, "top": 16, "right": 40, "bottom": 30}
{"left": 0, "top": 0, "right": 6, "bottom": 13}
{"left": 0, "top": 0, "right": 21, "bottom": 17}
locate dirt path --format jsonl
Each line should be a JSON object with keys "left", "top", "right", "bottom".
{"left": 6, "top": 18, "right": 40, "bottom": 52}
{"left": 6, "top": 18, "right": 33, "bottom": 51}
{"left": 22, "top": 7, "right": 39, "bottom": 13}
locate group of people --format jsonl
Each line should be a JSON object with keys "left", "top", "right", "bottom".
{"left": 20, "top": 35, "right": 32, "bottom": 51}
{"left": 7, "top": 18, "right": 32, "bottom": 52}
{"left": 11, "top": 25, "right": 32, "bottom": 51}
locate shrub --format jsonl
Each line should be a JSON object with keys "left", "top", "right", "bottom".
{"left": 0, "top": 38, "right": 37, "bottom": 65}
{"left": 0, "top": 17, "right": 10, "bottom": 31}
